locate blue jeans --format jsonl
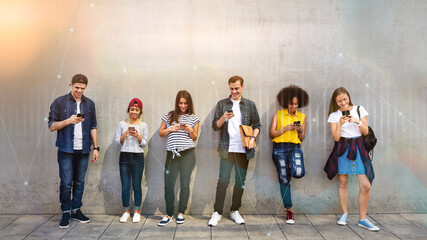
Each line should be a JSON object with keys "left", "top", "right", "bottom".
{"left": 272, "top": 143, "right": 305, "bottom": 209}
{"left": 214, "top": 153, "right": 248, "bottom": 215}
{"left": 57, "top": 150, "right": 89, "bottom": 213}
{"left": 119, "top": 152, "right": 144, "bottom": 211}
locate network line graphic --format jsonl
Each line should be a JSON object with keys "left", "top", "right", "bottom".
{"left": 0, "top": 1, "right": 425, "bottom": 237}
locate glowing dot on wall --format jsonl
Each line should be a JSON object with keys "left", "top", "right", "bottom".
{"left": 398, "top": 112, "right": 403, "bottom": 116}
{"left": 57, "top": 75, "right": 61, "bottom": 79}
{"left": 90, "top": 3, "right": 94, "bottom": 7}
{"left": 339, "top": 52, "right": 343, "bottom": 57}
{"left": 366, "top": 84, "right": 370, "bottom": 88}
{"left": 44, "top": 117, "right": 48, "bottom": 122}
{"left": 70, "top": 28, "right": 74, "bottom": 32}
{"left": 267, "top": 233, "right": 271, "bottom": 237}
{"left": 211, "top": 81, "right": 215, "bottom": 85}
{"left": 312, "top": 118, "right": 316, "bottom": 122}
{"left": 24, "top": 181, "right": 28, "bottom": 186}
{"left": 123, "top": 68, "right": 127, "bottom": 73}
{"left": 193, "top": 65, "right": 197, "bottom": 70}
{"left": 165, "top": 170, "right": 170, "bottom": 175}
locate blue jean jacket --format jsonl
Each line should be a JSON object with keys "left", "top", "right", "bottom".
{"left": 48, "top": 92, "right": 97, "bottom": 154}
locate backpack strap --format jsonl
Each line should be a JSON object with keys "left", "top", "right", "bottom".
{"left": 357, "top": 106, "right": 361, "bottom": 119}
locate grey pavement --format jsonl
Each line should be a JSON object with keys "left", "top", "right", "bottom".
{"left": 0, "top": 213, "right": 425, "bottom": 239}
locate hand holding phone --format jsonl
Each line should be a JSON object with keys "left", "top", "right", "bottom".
{"left": 128, "top": 126, "right": 136, "bottom": 132}
{"left": 226, "top": 109, "right": 233, "bottom": 114}
{"left": 77, "top": 113, "right": 85, "bottom": 118}
{"left": 293, "top": 121, "right": 301, "bottom": 125}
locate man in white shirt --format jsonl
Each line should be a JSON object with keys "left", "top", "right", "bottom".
{"left": 208, "top": 76, "right": 261, "bottom": 226}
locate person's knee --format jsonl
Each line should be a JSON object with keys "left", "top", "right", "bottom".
{"left": 360, "top": 182, "right": 371, "bottom": 193}
{"left": 217, "top": 178, "right": 230, "bottom": 188}
{"left": 338, "top": 178, "right": 348, "bottom": 188}
{"left": 291, "top": 149, "right": 305, "bottom": 178}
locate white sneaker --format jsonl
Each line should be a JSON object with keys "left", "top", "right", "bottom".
{"left": 230, "top": 210, "right": 245, "bottom": 224}
{"left": 208, "top": 211, "right": 222, "bottom": 227}
{"left": 119, "top": 212, "right": 130, "bottom": 223}
{"left": 176, "top": 213, "right": 185, "bottom": 224}
{"left": 133, "top": 212, "right": 141, "bottom": 223}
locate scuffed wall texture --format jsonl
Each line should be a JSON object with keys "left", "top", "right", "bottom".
{"left": 0, "top": 0, "right": 426, "bottom": 215}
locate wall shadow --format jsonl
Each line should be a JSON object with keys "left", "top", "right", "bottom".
{"left": 141, "top": 128, "right": 167, "bottom": 215}
{"left": 99, "top": 141, "right": 122, "bottom": 214}
{"left": 188, "top": 106, "right": 220, "bottom": 215}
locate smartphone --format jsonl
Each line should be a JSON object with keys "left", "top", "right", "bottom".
{"left": 226, "top": 109, "right": 233, "bottom": 113}
{"left": 128, "top": 126, "right": 135, "bottom": 132}
{"left": 77, "top": 113, "right": 85, "bottom": 118}
{"left": 180, "top": 123, "right": 186, "bottom": 127}
{"left": 294, "top": 121, "right": 301, "bottom": 125}
{"left": 342, "top": 110, "right": 350, "bottom": 117}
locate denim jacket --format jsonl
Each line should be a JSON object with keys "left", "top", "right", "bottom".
{"left": 48, "top": 92, "right": 97, "bottom": 154}
{"left": 212, "top": 96, "right": 261, "bottom": 159}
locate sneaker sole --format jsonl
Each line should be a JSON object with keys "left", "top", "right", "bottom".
{"left": 59, "top": 224, "right": 69, "bottom": 229}
{"left": 337, "top": 221, "right": 347, "bottom": 226}
{"left": 358, "top": 223, "right": 379, "bottom": 231}
{"left": 158, "top": 220, "right": 173, "bottom": 226}
{"left": 286, "top": 220, "right": 295, "bottom": 224}
{"left": 232, "top": 220, "right": 245, "bottom": 224}
{"left": 176, "top": 220, "right": 185, "bottom": 224}
{"left": 71, "top": 218, "right": 90, "bottom": 223}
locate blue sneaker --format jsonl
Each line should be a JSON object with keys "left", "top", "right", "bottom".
{"left": 158, "top": 215, "right": 174, "bottom": 226}
{"left": 176, "top": 213, "right": 185, "bottom": 224}
{"left": 337, "top": 213, "right": 348, "bottom": 225}
{"left": 358, "top": 218, "right": 379, "bottom": 231}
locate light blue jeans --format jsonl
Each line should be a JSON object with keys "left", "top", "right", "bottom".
{"left": 272, "top": 143, "right": 305, "bottom": 208}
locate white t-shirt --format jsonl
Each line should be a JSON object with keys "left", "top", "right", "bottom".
{"left": 327, "top": 105, "right": 368, "bottom": 138}
{"left": 73, "top": 101, "right": 83, "bottom": 150}
{"left": 228, "top": 99, "right": 245, "bottom": 153}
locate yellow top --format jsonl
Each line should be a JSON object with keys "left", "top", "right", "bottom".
{"left": 272, "top": 109, "right": 305, "bottom": 144}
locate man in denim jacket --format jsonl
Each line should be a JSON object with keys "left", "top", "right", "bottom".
{"left": 208, "top": 76, "right": 261, "bottom": 227}
{"left": 48, "top": 74, "right": 99, "bottom": 229}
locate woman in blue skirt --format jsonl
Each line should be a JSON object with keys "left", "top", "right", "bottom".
{"left": 324, "top": 87, "right": 379, "bottom": 231}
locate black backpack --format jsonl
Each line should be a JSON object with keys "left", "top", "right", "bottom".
{"left": 357, "top": 106, "right": 377, "bottom": 160}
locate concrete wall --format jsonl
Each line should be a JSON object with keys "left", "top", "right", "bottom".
{"left": 0, "top": 0, "right": 426, "bottom": 215}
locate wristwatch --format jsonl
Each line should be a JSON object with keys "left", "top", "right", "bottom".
{"left": 93, "top": 147, "right": 100, "bottom": 151}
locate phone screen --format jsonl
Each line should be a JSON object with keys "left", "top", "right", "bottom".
{"left": 294, "top": 121, "right": 301, "bottom": 125}
{"left": 77, "top": 113, "right": 85, "bottom": 118}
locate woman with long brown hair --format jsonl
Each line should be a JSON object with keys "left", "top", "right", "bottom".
{"left": 324, "top": 87, "right": 379, "bottom": 231}
{"left": 157, "top": 90, "right": 200, "bottom": 226}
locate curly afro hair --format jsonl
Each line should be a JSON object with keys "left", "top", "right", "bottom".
{"left": 276, "top": 85, "right": 309, "bottom": 108}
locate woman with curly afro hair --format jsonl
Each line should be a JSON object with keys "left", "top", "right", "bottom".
{"left": 269, "top": 85, "right": 309, "bottom": 224}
